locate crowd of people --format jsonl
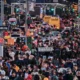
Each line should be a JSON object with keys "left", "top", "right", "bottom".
{"left": 0, "top": 10, "right": 80, "bottom": 80}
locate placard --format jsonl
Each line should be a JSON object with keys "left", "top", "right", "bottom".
{"left": 53, "top": 0, "right": 58, "bottom": 3}
{"left": 49, "top": 17, "right": 60, "bottom": 29}
{"left": 7, "top": 38, "right": 14, "bottom": 45}
{"left": 38, "top": 47, "right": 53, "bottom": 52}
{"left": 0, "top": 26, "right": 8, "bottom": 30}
{"left": 43, "top": 16, "right": 51, "bottom": 23}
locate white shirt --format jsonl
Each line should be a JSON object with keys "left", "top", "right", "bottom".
{"left": 25, "top": 50, "right": 31, "bottom": 55}
{"left": 24, "top": 73, "right": 28, "bottom": 79}
{"left": 9, "top": 51, "right": 15, "bottom": 60}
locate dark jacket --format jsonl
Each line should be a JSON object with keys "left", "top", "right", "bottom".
{"left": 63, "top": 74, "right": 74, "bottom": 80}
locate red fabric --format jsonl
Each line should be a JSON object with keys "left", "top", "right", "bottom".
{"left": 22, "top": 45, "right": 28, "bottom": 51}
{"left": 4, "top": 31, "right": 8, "bottom": 36}
{"left": 25, "top": 75, "right": 32, "bottom": 80}
{"left": 0, "top": 38, "right": 4, "bottom": 44}
{"left": 53, "top": 65, "right": 56, "bottom": 69}
{"left": 61, "top": 64, "right": 64, "bottom": 67}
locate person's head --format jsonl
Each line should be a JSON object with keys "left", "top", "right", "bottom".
{"left": 73, "top": 65, "right": 78, "bottom": 71}
{"left": 0, "top": 70, "right": 6, "bottom": 77}
{"left": 18, "top": 69, "right": 23, "bottom": 75}
{"left": 25, "top": 68, "right": 28, "bottom": 73}
{"left": 12, "top": 72, "right": 16, "bottom": 77}
{"left": 4, "top": 30, "right": 7, "bottom": 32}
{"left": 13, "top": 64, "right": 17, "bottom": 67}
{"left": 53, "top": 70, "right": 56, "bottom": 75}
{"left": 26, "top": 54, "right": 29, "bottom": 58}
{"left": 2, "top": 62, "right": 6, "bottom": 67}
{"left": 67, "top": 68, "right": 72, "bottom": 74}
{"left": 28, "top": 71, "right": 31, "bottom": 74}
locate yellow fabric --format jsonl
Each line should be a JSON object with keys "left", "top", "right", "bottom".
{"left": 26, "top": 29, "right": 31, "bottom": 37}
{"left": 7, "top": 38, "right": 14, "bottom": 45}
{"left": 4, "top": 35, "right": 11, "bottom": 39}
{"left": 49, "top": 17, "right": 60, "bottom": 29}
{"left": 14, "top": 65, "right": 20, "bottom": 72}
{"left": 43, "top": 16, "right": 51, "bottom": 23}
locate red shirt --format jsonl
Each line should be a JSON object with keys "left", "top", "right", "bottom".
{"left": 25, "top": 75, "right": 32, "bottom": 80}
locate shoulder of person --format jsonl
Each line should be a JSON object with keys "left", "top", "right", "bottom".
{"left": 73, "top": 76, "right": 78, "bottom": 80}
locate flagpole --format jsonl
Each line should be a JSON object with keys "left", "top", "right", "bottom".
{"left": 25, "top": 0, "right": 29, "bottom": 45}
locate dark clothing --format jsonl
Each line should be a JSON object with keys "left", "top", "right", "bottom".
{"left": 77, "top": 59, "right": 80, "bottom": 68}
{"left": 24, "top": 59, "right": 29, "bottom": 66}
{"left": 10, "top": 76, "right": 16, "bottom": 80}
{"left": 33, "top": 75, "right": 40, "bottom": 80}
{"left": 63, "top": 74, "right": 73, "bottom": 80}
{"left": 64, "top": 62, "right": 73, "bottom": 69}
{"left": 44, "top": 72, "right": 49, "bottom": 77}
{"left": 14, "top": 76, "right": 24, "bottom": 80}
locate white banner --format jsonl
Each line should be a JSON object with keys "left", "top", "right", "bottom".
{"left": 29, "top": 2, "right": 35, "bottom": 11}
{"left": 0, "top": 26, "right": 8, "bottom": 30}
{"left": 38, "top": 47, "right": 53, "bottom": 52}
{"left": 53, "top": 0, "right": 58, "bottom": 3}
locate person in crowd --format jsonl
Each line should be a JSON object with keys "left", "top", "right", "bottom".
{"left": 1, "top": 10, "right": 80, "bottom": 80}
